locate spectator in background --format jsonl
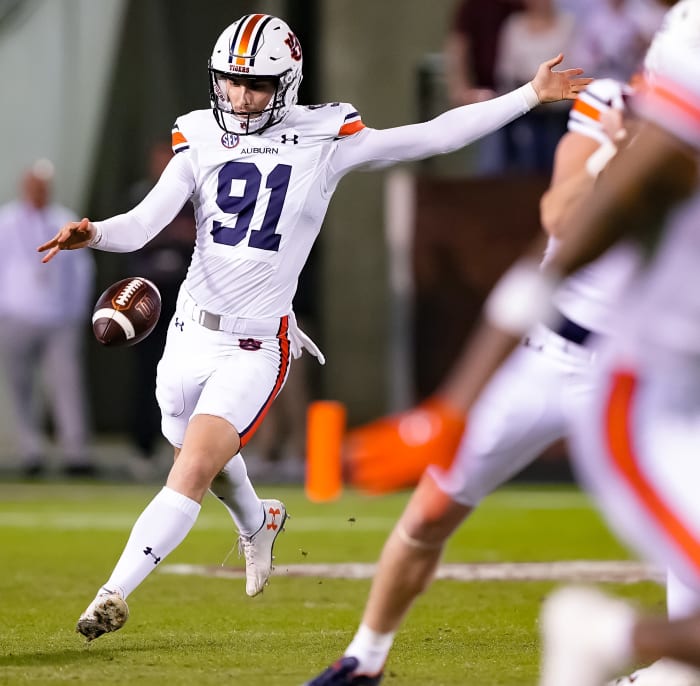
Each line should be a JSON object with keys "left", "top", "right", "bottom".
{"left": 124, "top": 140, "right": 195, "bottom": 478}
{"left": 444, "top": 0, "right": 524, "bottom": 175}
{"left": 555, "top": 0, "right": 606, "bottom": 22}
{"left": 495, "top": 0, "right": 577, "bottom": 174}
{"left": 0, "top": 159, "right": 95, "bottom": 476}
{"left": 569, "top": 0, "right": 666, "bottom": 82}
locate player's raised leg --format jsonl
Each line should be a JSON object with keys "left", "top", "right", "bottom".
{"left": 209, "top": 453, "right": 288, "bottom": 596}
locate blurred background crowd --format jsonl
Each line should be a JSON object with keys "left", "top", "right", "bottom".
{"left": 0, "top": 0, "right": 669, "bottom": 482}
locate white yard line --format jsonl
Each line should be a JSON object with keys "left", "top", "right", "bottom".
{"left": 161, "top": 560, "right": 663, "bottom": 584}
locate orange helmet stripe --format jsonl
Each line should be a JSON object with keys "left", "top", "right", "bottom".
{"left": 234, "top": 14, "right": 266, "bottom": 66}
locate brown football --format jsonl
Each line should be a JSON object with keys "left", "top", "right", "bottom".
{"left": 92, "top": 277, "right": 161, "bottom": 347}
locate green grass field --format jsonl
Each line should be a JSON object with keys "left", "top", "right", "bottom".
{"left": 0, "top": 481, "right": 664, "bottom": 685}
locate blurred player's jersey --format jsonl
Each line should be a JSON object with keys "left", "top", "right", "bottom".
{"left": 568, "top": 78, "right": 632, "bottom": 143}
{"left": 171, "top": 103, "right": 364, "bottom": 318}
{"left": 567, "top": 48, "right": 700, "bottom": 589}
{"left": 544, "top": 78, "right": 640, "bottom": 336}
{"left": 615, "top": 193, "right": 700, "bottom": 366}
{"left": 612, "top": 44, "right": 700, "bottom": 371}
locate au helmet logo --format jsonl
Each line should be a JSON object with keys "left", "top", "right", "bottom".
{"left": 221, "top": 132, "right": 240, "bottom": 149}
{"left": 285, "top": 32, "right": 302, "bottom": 61}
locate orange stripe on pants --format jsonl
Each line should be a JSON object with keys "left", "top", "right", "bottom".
{"left": 605, "top": 370, "right": 700, "bottom": 573}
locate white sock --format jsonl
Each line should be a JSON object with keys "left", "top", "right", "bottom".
{"left": 345, "top": 623, "right": 396, "bottom": 675}
{"left": 209, "top": 453, "right": 263, "bottom": 536}
{"left": 100, "top": 486, "right": 201, "bottom": 599}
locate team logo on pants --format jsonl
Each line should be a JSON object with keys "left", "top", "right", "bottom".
{"left": 239, "top": 338, "right": 262, "bottom": 351}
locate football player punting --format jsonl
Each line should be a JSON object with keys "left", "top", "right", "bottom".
{"left": 37, "top": 14, "right": 589, "bottom": 644}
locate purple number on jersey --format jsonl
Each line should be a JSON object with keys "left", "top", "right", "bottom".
{"left": 211, "top": 161, "right": 292, "bottom": 252}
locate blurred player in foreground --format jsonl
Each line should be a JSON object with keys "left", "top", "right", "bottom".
{"left": 37, "top": 13, "right": 590, "bottom": 642}
{"left": 537, "top": 39, "right": 700, "bottom": 686}
{"left": 304, "top": 3, "right": 700, "bottom": 684}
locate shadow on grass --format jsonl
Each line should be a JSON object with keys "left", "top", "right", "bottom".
{"left": 0, "top": 635, "right": 224, "bottom": 667}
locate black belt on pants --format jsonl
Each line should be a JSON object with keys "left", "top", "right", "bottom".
{"left": 555, "top": 313, "right": 591, "bottom": 345}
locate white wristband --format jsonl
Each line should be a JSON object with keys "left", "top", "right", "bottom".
{"left": 484, "top": 259, "right": 558, "bottom": 337}
{"left": 521, "top": 82, "right": 541, "bottom": 109}
{"left": 585, "top": 140, "right": 617, "bottom": 178}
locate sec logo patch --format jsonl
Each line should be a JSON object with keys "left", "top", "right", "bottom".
{"left": 221, "top": 132, "right": 240, "bottom": 149}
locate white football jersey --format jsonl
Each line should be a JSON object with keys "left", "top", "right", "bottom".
{"left": 170, "top": 103, "right": 363, "bottom": 317}
{"left": 545, "top": 79, "right": 641, "bottom": 336}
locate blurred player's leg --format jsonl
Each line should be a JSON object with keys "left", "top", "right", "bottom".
{"left": 667, "top": 569, "right": 700, "bottom": 620}
{"left": 560, "top": 364, "right": 700, "bottom": 683}
{"left": 305, "top": 473, "right": 470, "bottom": 684}
{"left": 607, "top": 657, "right": 700, "bottom": 685}
{"left": 307, "top": 338, "right": 590, "bottom": 682}
{"left": 539, "top": 586, "right": 637, "bottom": 686}
{"left": 303, "top": 657, "right": 383, "bottom": 686}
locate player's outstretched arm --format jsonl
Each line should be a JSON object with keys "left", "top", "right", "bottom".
{"left": 37, "top": 217, "right": 95, "bottom": 263}
{"left": 530, "top": 54, "right": 592, "bottom": 104}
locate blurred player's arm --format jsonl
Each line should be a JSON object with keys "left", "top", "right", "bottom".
{"left": 540, "top": 132, "right": 608, "bottom": 237}
{"left": 540, "top": 106, "right": 632, "bottom": 238}
{"left": 548, "top": 121, "right": 697, "bottom": 275}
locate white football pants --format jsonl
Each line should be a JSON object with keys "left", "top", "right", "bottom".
{"left": 155, "top": 310, "right": 290, "bottom": 448}
{"left": 430, "top": 323, "right": 597, "bottom": 506}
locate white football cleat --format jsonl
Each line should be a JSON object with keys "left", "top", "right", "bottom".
{"left": 76, "top": 591, "right": 129, "bottom": 642}
{"left": 608, "top": 659, "right": 700, "bottom": 685}
{"left": 237, "top": 499, "right": 287, "bottom": 597}
{"left": 539, "top": 586, "right": 637, "bottom": 686}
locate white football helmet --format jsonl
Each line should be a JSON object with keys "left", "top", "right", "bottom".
{"left": 644, "top": 0, "right": 700, "bottom": 77}
{"left": 208, "top": 14, "right": 303, "bottom": 135}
